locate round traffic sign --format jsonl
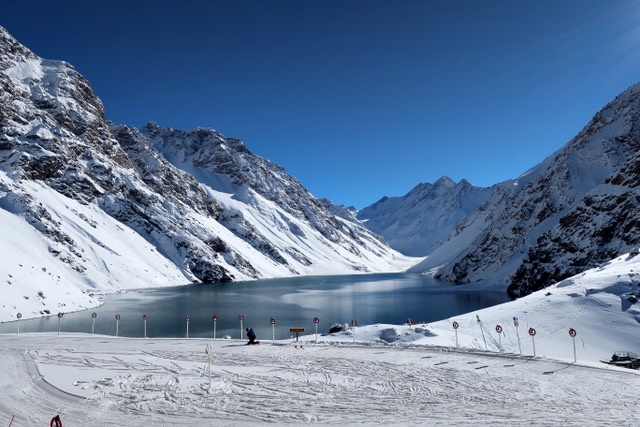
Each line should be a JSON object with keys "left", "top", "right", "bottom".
{"left": 351, "top": 319, "right": 358, "bottom": 326}
{"left": 313, "top": 317, "right": 320, "bottom": 324}
{"left": 407, "top": 318, "right": 414, "bottom": 325}
{"left": 528, "top": 327, "right": 536, "bottom": 336}
{"left": 115, "top": 314, "right": 121, "bottom": 320}
{"left": 239, "top": 314, "right": 244, "bottom": 321}
{"left": 212, "top": 315, "right": 219, "bottom": 321}
{"left": 185, "top": 315, "right": 191, "bottom": 322}
{"left": 91, "top": 312, "right": 97, "bottom": 319}
{"left": 270, "top": 317, "right": 276, "bottom": 325}
{"left": 16, "top": 313, "right": 22, "bottom": 319}
{"left": 142, "top": 314, "right": 148, "bottom": 320}
{"left": 569, "top": 328, "right": 577, "bottom": 337}
{"left": 495, "top": 325, "right": 503, "bottom": 333}
{"left": 452, "top": 321, "right": 459, "bottom": 329}
{"left": 57, "top": 312, "right": 64, "bottom": 318}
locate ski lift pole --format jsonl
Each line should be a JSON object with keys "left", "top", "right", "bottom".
{"left": 476, "top": 315, "right": 487, "bottom": 350}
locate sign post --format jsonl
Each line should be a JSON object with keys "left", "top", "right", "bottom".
{"left": 270, "top": 317, "right": 276, "bottom": 343}
{"left": 495, "top": 324, "right": 503, "bottom": 351}
{"left": 185, "top": 315, "right": 191, "bottom": 339}
{"left": 212, "top": 315, "right": 218, "bottom": 339}
{"left": 142, "top": 314, "right": 148, "bottom": 338}
{"left": 452, "top": 321, "right": 459, "bottom": 348}
{"left": 513, "top": 317, "right": 522, "bottom": 354}
{"left": 91, "top": 312, "right": 97, "bottom": 334}
{"left": 528, "top": 327, "right": 537, "bottom": 357}
{"left": 569, "top": 328, "right": 577, "bottom": 362}
{"left": 57, "top": 312, "right": 64, "bottom": 335}
{"left": 16, "top": 312, "right": 22, "bottom": 335}
{"left": 313, "top": 317, "right": 320, "bottom": 342}
{"left": 115, "top": 314, "right": 121, "bottom": 337}
{"left": 239, "top": 314, "right": 244, "bottom": 340}
{"left": 351, "top": 319, "right": 358, "bottom": 343}
{"left": 407, "top": 318, "right": 414, "bottom": 343}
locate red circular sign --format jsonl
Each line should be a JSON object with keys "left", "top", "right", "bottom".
{"left": 142, "top": 314, "right": 148, "bottom": 320}
{"left": 16, "top": 313, "right": 22, "bottom": 319}
{"left": 91, "top": 312, "right": 97, "bottom": 319}
{"left": 313, "top": 317, "right": 320, "bottom": 323}
{"left": 115, "top": 314, "right": 121, "bottom": 320}
{"left": 452, "top": 321, "right": 459, "bottom": 329}
{"left": 212, "top": 315, "right": 219, "bottom": 321}
{"left": 185, "top": 316, "right": 191, "bottom": 322}
{"left": 528, "top": 327, "right": 536, "bottom": 336}
{"left": 239, "top": 314, "right": 244, "bottom": 321}
{"left": 351, "top": 319, "right": 358, "bottom": 326}
{"left": 57, "top": 312, "right": 64, "bottom": 318}
{"left": 569, "top": 328, "right": 577, "bottom": 337}
{"left": 270, "top": 317, "right": 276, "bottom": 324}
{"left": 407, "top": 318, "right": 414, "bottom": 325}
{"left": 495, "top": 325, "right": 503, "bottom": 333}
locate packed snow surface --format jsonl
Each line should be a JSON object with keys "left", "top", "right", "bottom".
{"left": 2, "top": 250, "right": 640, "bottom": 425}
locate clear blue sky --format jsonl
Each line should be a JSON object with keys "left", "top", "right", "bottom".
{"left": 4, "top": 1, "right": 640, "bottom": 208}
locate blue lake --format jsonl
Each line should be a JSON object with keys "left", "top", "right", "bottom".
{"left": 1, "top": 273, "right": 510, "bottom": 340}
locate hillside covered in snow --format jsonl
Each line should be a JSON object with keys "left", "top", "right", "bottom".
{"left": 0, "top": 27, "right": 416, "bottom": 322}
{"left": 363, "top": 81, "right": 640, "bottom": 298}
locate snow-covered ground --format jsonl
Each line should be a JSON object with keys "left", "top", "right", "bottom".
{"left": 2, "top": 251, "right": 640, "bottom": 425}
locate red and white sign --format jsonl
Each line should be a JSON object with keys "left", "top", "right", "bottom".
{"left": 495, "top": 325, "right": 503, "bottom": 333}
{"left": 270, "top": 317, "right": 276, "bottom": 324}
{"left": 238, "top": 314, "right": 244, "bottom": 321}
{"left": 115, "top": 314, "right": 121, "bottom": 320}
{"left": 569, "top": 328, "right": 577, "bottom": 337}
{"left": 212, "top": 315, "right": 219, "bottom": 321}
{"left": 313, "top": 317, "right": 320, "bottom": 324}
{"left": 528, "top": 327, "right": 536, "bottom": 336}
{"left": 142, "top": 314, "right": 148, "bottom": 320}
{"left": 452, "top": 321, "right": 459, "bottom": 329}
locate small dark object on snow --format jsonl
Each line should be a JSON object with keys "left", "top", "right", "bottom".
{"left": 329, "top": 323, "right": 346, "bottom": 334}
{"left": 601, "top": 351, "right": 640, "bottom": 369}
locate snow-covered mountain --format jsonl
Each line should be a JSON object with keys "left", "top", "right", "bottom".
{"left": 358, "top": 176, "right": 491, "bottom": 257}
{"left": 385, "top": 83, "right": 640, "bottom": 296}
{"left": 0, "top": 26, "right": 415, "bottom": 322}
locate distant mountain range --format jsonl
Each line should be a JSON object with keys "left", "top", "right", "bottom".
{"left": 2, "top": 24, "right": 640, "bottom": 323}
{"left": 362, "top": 81, "right": 640, "bottom": 298}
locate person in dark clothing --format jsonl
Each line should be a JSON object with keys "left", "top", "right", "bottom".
{"left": 246, "top": 327, "right": 256, "bottom": 344}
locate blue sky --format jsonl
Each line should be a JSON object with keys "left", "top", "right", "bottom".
{"left": 4, "top": 1, "right": 640, "bottom": 208}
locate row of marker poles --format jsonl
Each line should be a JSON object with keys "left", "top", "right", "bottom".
{"left": 452, "top": 319, "right": 578, "bottom": 361}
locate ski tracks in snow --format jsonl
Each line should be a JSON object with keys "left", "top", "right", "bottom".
{"left": 0, "top": 335, "right": 639, "bottom": 426}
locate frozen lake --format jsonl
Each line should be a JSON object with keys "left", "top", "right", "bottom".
{"left": 1, "top": 273, "right": 509, "bottom": 339}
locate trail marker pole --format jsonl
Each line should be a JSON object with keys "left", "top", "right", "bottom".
{"left": 205, "top": 343, "right": 213, "bottom": 389}
{"left": 270, "top": 317, "right": 276, "bottom": 343}
{"left": 476, "top": 315, "right": 487, "bottom": 350}
{"left": 351, "top": 319, "right": 357, "bottom": 343}
{"left": 239, "top": 314, "right": 244, "bottom": 340}
{"left": 407, "top": 318, "right": 414, "bottom": 343}
{"left": 185, "top": 315, "right": 191, "bottom": 339}
{"left": 495, "top": 325, "right": 503, "bottom": 351}
{"left": 91, "top": 312, "right": 97, "bottom": 334}
{"left": 313, "top": 317, "right": 320, "bottom": 342}
{"left": 16, "top": 313, "right": 21, "bottom": 335}
{"left": 115, "top": 314, "right": 121, "bottom": 337}
{"left": 513, "top": 317, "right": 522, "bottom": 354}
{"left": 452, "top": 321, "right": 459, "bottom": 348}
{"left": 529, "top": 328, "right": 537, "bottom": 357}
{"left": 212, "top": 315, "right": 218, "bottom": 339}
{"left": 57, "top": 312, "right": 64, "bottom": 335}
{"left": 569, "top": 328, "right": 577, "bottom": 362}
{"left": 142, "top": 314, "right": 148, "bottom": 338}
